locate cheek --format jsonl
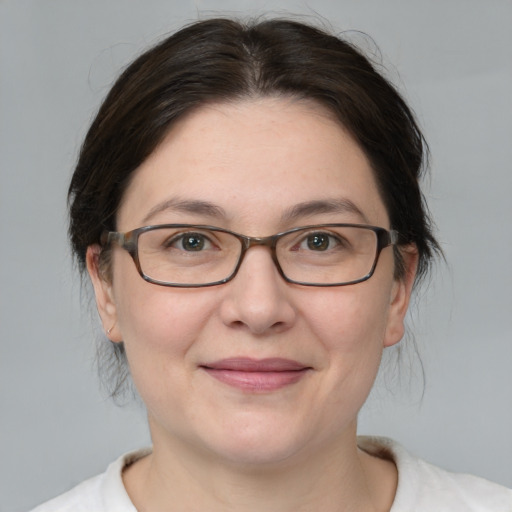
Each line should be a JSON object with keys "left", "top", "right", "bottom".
{"left": 301, "top": 284, "right": 392, "bottom": 394}
{"left": 111, "top": 250, "right": 207, "bottom": 344}
{"left": 110, "top": 258, "right": 218, "bottom": 386}
{"left": 116, "top": 287, "right": 218, "bottom": 356}
{"left": 304, "top": 284, "right": 392, "bottom": 352}
{"left": 113, "top": 284, "right": 225, "bottom": 428}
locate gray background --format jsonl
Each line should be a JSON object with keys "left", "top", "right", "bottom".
{"left": 1, "top": 1, "right": 511, "bottom": 511}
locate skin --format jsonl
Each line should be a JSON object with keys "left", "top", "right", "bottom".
{"left": 87, "top": 98, "right": 418, "bottom": 512}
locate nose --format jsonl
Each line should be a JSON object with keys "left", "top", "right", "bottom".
{"left": 219, "top": 246, "right": 297, "bottom": 335}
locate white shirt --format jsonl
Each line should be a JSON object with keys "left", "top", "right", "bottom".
{"left": 30, "top": 438, "right": 512, "bottom": 511}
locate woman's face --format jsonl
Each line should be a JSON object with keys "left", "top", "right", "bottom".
{"left": 88, "top": 98, "right": 416, "bottom": 466}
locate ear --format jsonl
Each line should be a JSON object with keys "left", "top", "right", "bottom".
{"left": 383, "top": 245, "right": 419, "bottom": 348}
{"left": 86, "top": 245, "right": 122, "bottom": 343}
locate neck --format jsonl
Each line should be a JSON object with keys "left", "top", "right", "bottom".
{"left": 123, "top": 422, "right": 396, "bottom": 512}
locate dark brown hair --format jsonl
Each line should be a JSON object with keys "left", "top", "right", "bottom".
{"left": 69, "top": 17, "right": 440, "bottom": 397}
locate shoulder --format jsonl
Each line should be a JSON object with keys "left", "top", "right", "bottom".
{"left": 358, "top": 437, "right": 512, "bottom": 511}
{"left": 28, "top": 449, "right": 150, "bottom": 512}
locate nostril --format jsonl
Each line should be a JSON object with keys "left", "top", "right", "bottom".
{"left": 230, "top": 320, "right": 246, "bottom": 330}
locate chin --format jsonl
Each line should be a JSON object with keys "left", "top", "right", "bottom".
{"left": 193, "top": 411, "right": 330, "bottom": 469}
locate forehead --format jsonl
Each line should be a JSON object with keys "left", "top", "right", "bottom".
{"left": 117, "top": 98, "right": 388, "bottom": 231}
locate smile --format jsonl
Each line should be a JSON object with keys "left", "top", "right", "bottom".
{"left": 200, "top": 358, "right": 312, "bottom": 392}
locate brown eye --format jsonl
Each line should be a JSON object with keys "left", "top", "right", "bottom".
{"left": 306, "top": 233, "right": 332, "bottom": 251}
{"left": 181, "top": 234, "right": 206, "bottom": 251}
{"left": 166, "top": 232, "right": 212, "bottom": 252}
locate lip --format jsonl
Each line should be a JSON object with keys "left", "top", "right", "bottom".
{"left": 200, "top": 358, "right": 312, "bottom": 392}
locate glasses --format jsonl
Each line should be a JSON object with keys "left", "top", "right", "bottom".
{"left": 101, "top": 224, "right": 398, "bottom": 288}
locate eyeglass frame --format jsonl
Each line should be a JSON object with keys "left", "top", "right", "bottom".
{"left": 100, "top": 223, "right": 399, "bottom": 288}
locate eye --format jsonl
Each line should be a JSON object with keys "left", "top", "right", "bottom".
{"left": 302, "top": 232, "right": 341, "bottom": 251}
{"left": 168, "top": 232, "right": 213, "bottom": 251}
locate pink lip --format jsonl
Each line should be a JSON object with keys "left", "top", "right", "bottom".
{"left": 200, "top": 358, "right": 311, "bottom": 392}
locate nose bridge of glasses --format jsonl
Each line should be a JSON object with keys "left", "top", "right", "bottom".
{"left": 237, "top": 234, "right": 281, "bottom": 271}
{"left": 242, "top": 235, "right": 276, "bottom": 250}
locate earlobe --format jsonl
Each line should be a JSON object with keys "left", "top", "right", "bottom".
{"left": 86, "top": 245, "right": 122, "bottom": 342}
{"left": 383, "top": 245, "right": 419, "bottom": 348}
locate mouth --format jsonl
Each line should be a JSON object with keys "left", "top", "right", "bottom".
{"left": 199, "top": 358, "right": 312, "bottom": 392}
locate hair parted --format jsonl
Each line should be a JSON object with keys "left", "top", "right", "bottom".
{"left": 68, "top": 17, "right": 441, "bottom": 399}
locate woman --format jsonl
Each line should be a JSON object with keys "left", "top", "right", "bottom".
{"left": 32, "top": 17, "right": 511, "bottom": 511}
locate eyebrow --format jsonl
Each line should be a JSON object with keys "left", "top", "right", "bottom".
{"left": 280, "top": 199, "right": 369, "bottom": 224}
{"left": 142, "top": 197, "right": 368, "bottom": 225}
{"left": 142, "top": 198, "right": 227, "bottom": 224}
